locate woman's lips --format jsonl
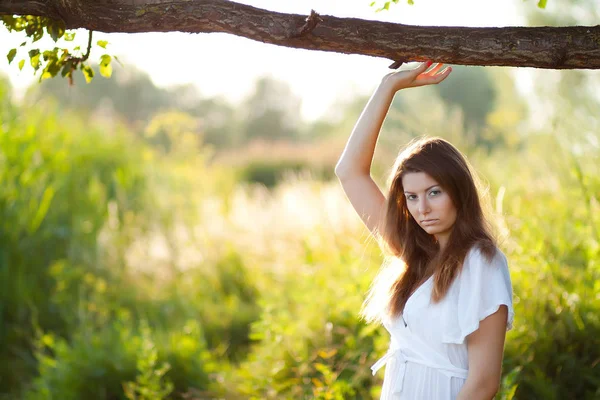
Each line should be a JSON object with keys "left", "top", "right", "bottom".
{"left": 421, "top": 219, "right": 438, "bottom": 226}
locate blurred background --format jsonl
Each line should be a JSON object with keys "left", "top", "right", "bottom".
{"left": 0, "top": 0, "right": 599, "bottom": 399}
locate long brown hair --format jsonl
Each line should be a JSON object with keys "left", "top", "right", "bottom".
{"left": 361, "top": 136, "right": 497, "bottom": 323}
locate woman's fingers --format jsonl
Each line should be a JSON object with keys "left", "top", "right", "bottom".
{"left": 412, "top": 61, "right": 433, "bottom": 76}
{"left": 422, "top": 63, "right": 445, "bottom": 76}
{"left": 384, "top": 61, "right": 450, "bottom": 91}
{"left": 396, "top": 61, "right": 432, "bottom": 81}
{"left": 411, "top": 66, "right": 452, "bottom": 87}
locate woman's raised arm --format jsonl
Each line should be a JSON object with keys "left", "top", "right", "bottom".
{"left": 334, "top": 61, "right": 451, "bottom": 237}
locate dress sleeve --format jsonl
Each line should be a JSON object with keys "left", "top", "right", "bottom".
{"left": 442, "top": 247, "right": 515, "bottom": 345}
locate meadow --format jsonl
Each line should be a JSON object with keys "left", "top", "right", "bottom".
{"left": 0, "top": 70, "right": 599, "bottom": 400}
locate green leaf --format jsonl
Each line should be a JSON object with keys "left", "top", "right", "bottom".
{"left": 43, "top": 58, "right": 61, "bottom": 78}
{"left": 64, "top": 32, "right": 76, "bottom": 41}
{"left": 407, "top": 0, "right": 414, "bottom": 4}
{"left": 18, "top": 59, "right": 25, "bottom": 70}
{"left": 100, "top": 54, "right": 111, "bottom": 65}
{"left": 42, "top": 49, "right": 57, "bottom": 62}
{"left": 29, "top": 186, "right": 55, "bottom": 234}
{"left": 30, "top": 53, "right": 41, "bottom": 71}
{"left": 31, "top": 25, "right": 44, "bottom": 42}
{"left": 61, "top": 60, "right": 74, "bottom": 77}
{"left": 47, "top": 20, "right": 65, "bottom": 42}
{"left": 82, "top": 64, "right": 94, "bottom": 83}
{"left": 40, "top": 71, "right": 53, "bottom": 81}
{"left": 40, "top": 60, "right": 59, "bottom": 81}
{"left": 59, "top": 49, "right": 69, "bottom": 63}
{"left": 537, "top": 0, "right": 547, "bottom": 8}
{"left": 99, "top": 54, "right": 112, "bottom": 78}
{"left": 97, "top": 40, "right": 108, "bottom": 49}
{"left": 7, "top": 48, "right": 17, "bottom": 64}
{"left": 99, "top": 62, "right": 112, "bottom": 78}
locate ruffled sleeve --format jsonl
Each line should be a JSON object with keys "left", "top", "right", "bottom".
{"left": 442, "top": 246, "right": 514, "bottom": 345}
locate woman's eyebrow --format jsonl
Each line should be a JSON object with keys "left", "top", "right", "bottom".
{"left": 403, "top": 185, "right": 439, "bottom": 195}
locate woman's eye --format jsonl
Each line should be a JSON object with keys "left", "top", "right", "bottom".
{"left": 429, "top": 190, "right": 441, "bottom": 196}
{"left": 407, "top": 195, "right": 416, "bottom": 201}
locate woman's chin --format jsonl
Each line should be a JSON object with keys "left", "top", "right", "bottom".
{"left": 421, "top": 226, "right": 439, "bottom": 234}
{"left": 421, "top": 225, "right": 448, "bottom": 237}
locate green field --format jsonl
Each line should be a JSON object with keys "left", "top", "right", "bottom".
{"left": 1, "top": 68, "right": 599, "bottom": 400}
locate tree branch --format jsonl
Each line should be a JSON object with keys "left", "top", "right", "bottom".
{"left": 1, "top": 0, "right": 599, "bottom": 69}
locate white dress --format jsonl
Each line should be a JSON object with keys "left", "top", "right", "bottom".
{"left": 371, "top": 246, "right": 515, "bottom": 400}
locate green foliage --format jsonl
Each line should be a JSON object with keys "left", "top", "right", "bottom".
{"left": 123, "top": 320, "right": 174, "bottom": 400}
{"left": 433, "top": 66, "right": 497, "bottom": 140}
{"left": 194, "top": 249, "right": 261, "bottom": 360}
{"left": 0, "top": 98, "right": 149, "bottom": 393}
{"left": 0, "top": 92, "right": 233, "bottom": 398}
{"left": 236, "top": 159, "right": 334, "bottom": 188}
{"left": 1, "top": 15, "right": 56, "bottom": 42}
{"left": 99, "top": 54, "right": 113, "bottom": 78}
{"left": 489, "top": 133, "right": 600, "bottom": 399}
{"left": 24, "top": 309, "right": 214, "bottom": 400}
{"left": 0, "top": 75, "right": 13, "bottom": 120}
{"left": 369, "top": 0, "right": 413, "bottom": 12}
{"left": 29, "top": 70, "right": 307, "bottom": 149}
{"left": 242, "top": 77, "right": 303, "bottom": 143}
{"left": 28, "top": 65, "right": 174, "bottom": 123}
{"left": 1, "top": 15, "right": 114, "bottom": 83}
{"left": 82, "top": 63, "right": 95, "bottom": 83}
{"left": 6, "top": 48, "right": 16, "bottom": 63}
{"left": 144, "top": 111, "right": 202, "bottom": 155}
{"left": 25, "top": 312, "right": 141, "bottom": 400}
{"left": 228, "top": 234, "right": 383, "bottom": 399}
{"left": 0, "top": 49, "right": 598, "bottom": 400}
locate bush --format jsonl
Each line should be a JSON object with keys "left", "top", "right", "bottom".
{"left": 236, "top": 159, "right": 334, "bottom": 188}
{"left": 24, "top": 314, "right": 214, "bottom": 400}
{"left": 0, "top": 99, "right": 149, "bottom": 393}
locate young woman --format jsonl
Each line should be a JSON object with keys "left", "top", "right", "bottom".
{"left": 335, "top": 62, "right": 514, "bottom": 400}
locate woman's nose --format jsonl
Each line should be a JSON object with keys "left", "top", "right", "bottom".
{"left": 418, "top": 198, "right": 431, "bottom": 214}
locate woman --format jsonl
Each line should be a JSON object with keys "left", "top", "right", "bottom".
{"left": 334, "top": 62, "right": 514, "bottom": 400}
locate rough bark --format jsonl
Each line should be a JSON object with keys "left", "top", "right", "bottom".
{"left": 1, "top": 0, "right": 600, "bottom": 69}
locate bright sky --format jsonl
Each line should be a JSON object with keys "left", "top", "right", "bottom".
{"left": 1, "top": 0, "right": 530, "bottom": 120}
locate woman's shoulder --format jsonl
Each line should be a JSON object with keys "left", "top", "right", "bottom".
{"left": 460, "top": 243, "right": 510, "bottom": 282}
{"left": 464, "top": 242, "right": 508, "bottom": 267}
{"left": 442, "top": 243, "right": 514, "bottom": 344}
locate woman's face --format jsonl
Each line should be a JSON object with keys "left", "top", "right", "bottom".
{"left": 401, "top": 171, "right": 457, "bottom": 247}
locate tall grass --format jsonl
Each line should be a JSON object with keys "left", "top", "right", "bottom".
{"left": 1, "top": 92, "right": 598, "bottom": 399}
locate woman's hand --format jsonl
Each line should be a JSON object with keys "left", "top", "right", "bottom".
{"left": 381, "top": 61, "right": 452, "bottom": 93}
